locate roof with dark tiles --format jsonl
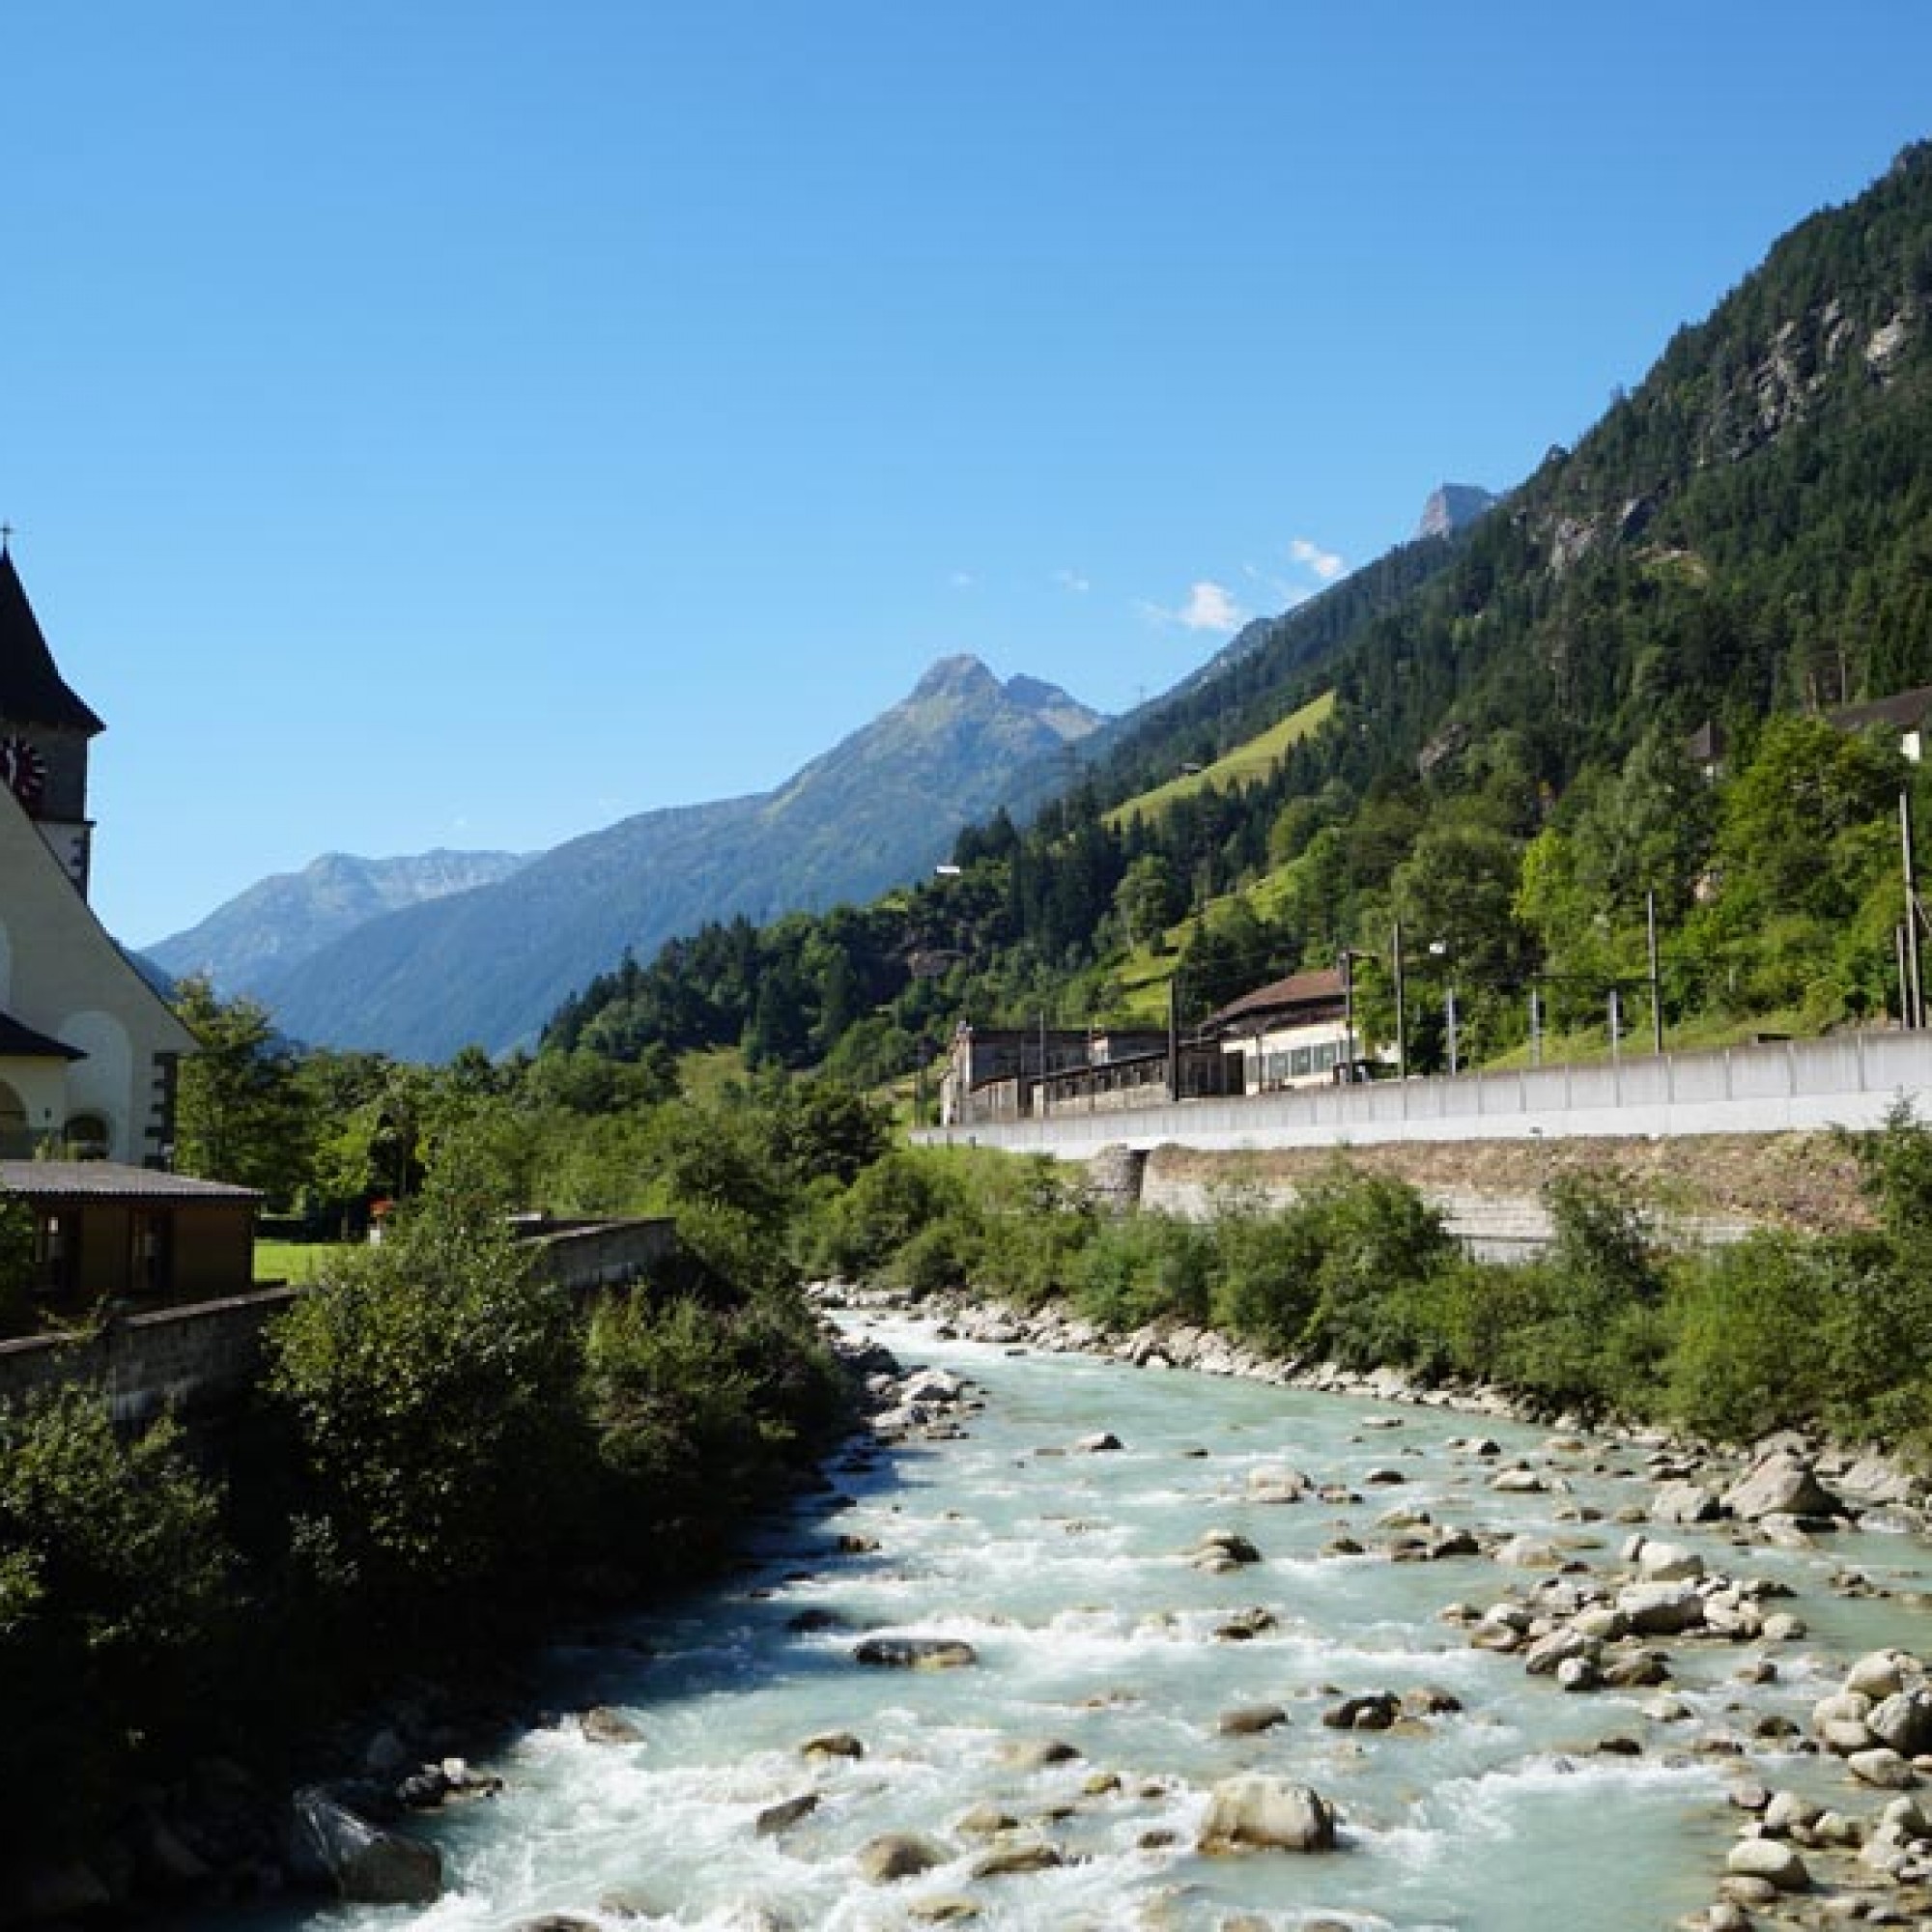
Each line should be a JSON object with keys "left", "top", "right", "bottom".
{"left": 0, "top": 546, "right": 104, "bottom": 735}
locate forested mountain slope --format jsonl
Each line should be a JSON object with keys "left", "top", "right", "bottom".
{"left": 546, "top": 142, "right": 1932, "bottom": 1086}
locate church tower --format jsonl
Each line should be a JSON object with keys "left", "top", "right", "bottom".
{"left": 0, "top": 537, "right": 104, "bottom": 896}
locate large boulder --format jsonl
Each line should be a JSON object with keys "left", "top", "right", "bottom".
{"left": 1725, "top": 1836, "right": 1808, "bottom": 1890}
{"left": 1616, "top": 1580, "right": 1707, "bottom": 1635}
{"left": 1866, "top": 1689, "right": 1932, "bottom": 1758}
{"left": 1197, "top": 1776, "right": 1338, "bottom": 1855}
{"left": 1721, "top": 1452, "right": 1844, "bottom": 1523}
{"left": 1651, "top": 1480, "right": 1721, "bottom": 1524}
{"left": 289, "top": 1787, "right": 443, "bottom": 1905}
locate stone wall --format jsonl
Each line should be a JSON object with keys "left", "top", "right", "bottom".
{"left": 0, "top": 1286, "right": 296, "bottom": 1426}
{"left": 527, "top": 1216, "right": 676, "bottom": 1292}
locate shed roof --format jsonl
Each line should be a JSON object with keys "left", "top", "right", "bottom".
{"left": 0, "top": 1160, "right": 261, "bottom": 1203}
{"left": 0, "top": 548, "right": 105, "bottom": 736}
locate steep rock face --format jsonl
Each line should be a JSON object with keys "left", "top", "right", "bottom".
{"left": 250, "top": 658, "right": 1101, "bottom": 1058}
{"left": 145, "top": 849, "right": 531, "bottom": 1000}
{"left": 1416, "top": 484, "right": 1497, "bottom": 540}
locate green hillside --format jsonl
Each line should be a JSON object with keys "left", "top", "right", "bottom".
{"left": 1104, "top": 691, "right": 1336, "bottom": 828}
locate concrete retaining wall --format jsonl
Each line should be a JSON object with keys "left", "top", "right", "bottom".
{"left": 918, "top": 1032, "right": 1932, "bottom": 1164}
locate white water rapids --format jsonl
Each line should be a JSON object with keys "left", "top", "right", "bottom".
{"left": 241, "top": 1314, "right": 1932, "bottom": 1930}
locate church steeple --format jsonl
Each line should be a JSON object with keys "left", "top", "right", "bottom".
{"left": 0, "top": 543, "right": 105, "bottom": 737}
{"left": 0, "top": 542, "right": 104, "bottom": 895}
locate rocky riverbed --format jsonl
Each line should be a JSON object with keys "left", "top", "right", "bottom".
{"left": 830, "top": 1284, "right": 1932, "bottom": 1929}
{"left": 103, "top": 1292, "right": 1932, "bottom": 1931}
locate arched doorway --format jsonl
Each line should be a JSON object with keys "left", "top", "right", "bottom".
{"left": 63, "top": 1112, "right": 111, "bottom": 1160}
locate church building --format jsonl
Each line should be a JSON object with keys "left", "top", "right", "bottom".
{"left": 0, "top": 542, "right": 199, "bottom": 1164}
{"left": 0, "top": 542, "right": 260, "bottom": 1309}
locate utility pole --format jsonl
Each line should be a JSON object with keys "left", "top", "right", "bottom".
{"left": 1341, "top": 950, "right": 1356, "bottom": 1074}
{"left": 1391, "top": 919, "right": 1407, "bottom": 1080}
{"left": 1902, "top": 790, "right": 1925, "bottom": 1030}
{"left": 1528, "top": 982, "right": 1542, "bottom": 1067}
{"left": 1166, "top": 974, "right": 1180, "bottom": 1100}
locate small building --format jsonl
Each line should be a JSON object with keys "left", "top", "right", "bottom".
{"left": 1201, "top": 966, "right": 1360, "bottom": 1092}
{"left": 5, "top": 1159, "right": 261, "bottom": 1308}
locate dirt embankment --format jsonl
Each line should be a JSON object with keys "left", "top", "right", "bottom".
{"left": 1147, "top": 1131, "right": 1872, "bottom": 1236}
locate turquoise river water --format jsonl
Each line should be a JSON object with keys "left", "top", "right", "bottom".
{"left": 245, "top": 1314, "right": 1932, "bottom": 1931}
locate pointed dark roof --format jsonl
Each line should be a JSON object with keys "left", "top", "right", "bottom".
{"left": 0, "top": 547, "right": 104, "bottom": 735}
{"left": 0, "top": 1010, "right": 86, "bottom": 1061}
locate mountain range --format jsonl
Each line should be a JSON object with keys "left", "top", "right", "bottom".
{"left": 149, "top": 656, "right": 1101, "bottom": 1058}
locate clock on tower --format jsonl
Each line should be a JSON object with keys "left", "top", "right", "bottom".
{"left": 0, "top": 733, "right": 47, "bottom": 812}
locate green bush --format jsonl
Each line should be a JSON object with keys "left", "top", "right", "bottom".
{"left": 1296, "top": 1168, "right": 1459, "bottom": 1371}
{"left": 0, "top": 1390, "right": 236, "bottom": 1858}
{"left": 267, "top": 1173, "right": 585, "bottom": 1622}
{"left": 583, "top": 1288, "right": 848, "bottom": 1565}
{"left": 1665, "top": 1232, "right": 1858, "bottom": 1442}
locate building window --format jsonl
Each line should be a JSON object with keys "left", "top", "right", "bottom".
{"left": 63, "top": 1113, "right": 110, "bottom": 1160}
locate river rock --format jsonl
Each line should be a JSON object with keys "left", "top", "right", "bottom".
{"left": 1721, "top": 1452, "right": 1843, "bottom": 1523}
{"left": 1847, "top": 1747, "right": 1918, "bottom": 1788}
{"left": 1321, "top": 1693, "right": 1399, "bottom": 1730}
{"left": 1617, "top": 1580, "right": 1707, "bottom": 1635}
{"left": 1724, "top": 1835, "right": 1808, "bottom": 1890}
{"left": 1843, "top": 1649, "right": 1912, "bottom": 1700}
{"left": 970, "top": 1840, "right": 1065, "bottom": 1877}
{"left": 1651, "top": 1480, "right": 1722, "bottom": 1524}
{"left": 853, "top": 1636, "right": 978, "bottom": 1670}
{"left": 1493, "top": 1534, "right": 1565, "bottom": 1570}
{"left": 1189, "top": 1528, "right": 1263, "bottom": 1568}
{"left": 1217, "top": 1703, "right": 1288, "bottom": 1735}
{"left": 856, "top": 1833, "right": 949, "bottom": 1882}
{"left": 1197, "top": 1776, "right": 1338, "bottom": 1855}
{"left": 1213, "top": 1605, "right": 1278, "bottom": 1640}
{"left": 1000, "top": 1738, "right": 1080, "bottom": 1770}
{"left": 910, "top": 1896, "right": 982, "bottom": 1922}
{"left": 289, "top": 1787, "right": 443, "bottom": 1905}
{"left": 1247, "top": 1464, "right": 1311, "bottom": 1502}
{"left": 755, "top": 1793, "right": 819, "bottom": 1836}
{"left": 1866, "top": 1688, "right": 1932, "bottom": 1756}
{"left": 954, "top": 1803, "right": 1019, "bottom": 1837}
{"left": 1633, "top": 1539, "right": 1706, "bottom": 1583}
{"left": 801, "top": 1730, "right": 866, "bottom": 1760}
{"left": 580, "top": 1706, "right": 645, "bottom": 1746}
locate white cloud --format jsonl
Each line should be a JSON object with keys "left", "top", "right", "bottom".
{"left": 1053, "top": 568, "right": 1091, "bottom": 594}
{"left": 949, "top": 570, "right": 977, "bottom": 590}
{"left": 1139, "top": 579, "right": 1247, "bottom": 634}
{"left": 1289, "top": 536, "right": 1346, "bottom": 582}
{"left": 1179, "top": 580, "right": 1244, "bottom": 631}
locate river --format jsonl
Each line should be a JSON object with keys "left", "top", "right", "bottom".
{"left": 242, "top": 1313, "right": 1932, "bottom": 1931}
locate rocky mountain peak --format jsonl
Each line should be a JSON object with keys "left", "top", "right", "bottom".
{"left": 1417, "top": 483, "right": 1498, "bottom": 540}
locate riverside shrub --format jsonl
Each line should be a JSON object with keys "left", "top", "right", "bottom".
{"left": 267, "top": 1172, "right": 586, "bottom": 1624}
{"left": 0, "top": 1390, "right": 236, "bottom": 1859}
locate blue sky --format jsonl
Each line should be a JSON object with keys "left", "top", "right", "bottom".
{"left": 7, "top": 2, "right": 1931, "bottom": 947}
